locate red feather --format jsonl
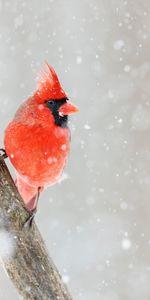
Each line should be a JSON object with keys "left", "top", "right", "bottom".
{"left": 35, "top": 62, "right": 67, "bottom": 102}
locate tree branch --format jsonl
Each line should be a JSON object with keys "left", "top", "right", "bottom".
{"left": 0, "top": 156, "right": 73, "bottom": 300}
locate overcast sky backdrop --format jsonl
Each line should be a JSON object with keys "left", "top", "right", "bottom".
{"left": 0, "top": 1, "right": 150, "bottom": 299}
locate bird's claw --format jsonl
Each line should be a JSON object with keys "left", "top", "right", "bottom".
{"left": 23, "top": 208, "right": 36, "bottom": 228}
{"left": 0, "top": 148, "right": 8, "bottom": 159}
{"left": 22, "top": 189, "right": 40, "bottom": 229}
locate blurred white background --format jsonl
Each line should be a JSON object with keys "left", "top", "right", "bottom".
{"left": 0, "top": 0, "right": 150, "bottom": 299}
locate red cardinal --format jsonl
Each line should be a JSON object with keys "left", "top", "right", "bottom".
{"left": 4, "top": 63, "right": 79, "bottom": 223}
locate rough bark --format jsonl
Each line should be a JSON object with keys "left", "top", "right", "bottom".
{"left": 0, "top": 156, "right": 73, "bottom": 300}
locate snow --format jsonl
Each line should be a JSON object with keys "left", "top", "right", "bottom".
{"left": 60, "top": 144, "right": 67, "bottom": 151}
{"left": 62, "top": 275, "right": 70, "bottom": 284}
{"left": 38, "top": 104, "right": 44, "bottom": 110}
{"left": 120, "top": 201, "right": 128, "bottom": 210}
{"left": 58, "top": 172, "right": 69, "bottom": 183}
{"left": 123, "top": 65, "right": 131, "bottom": 72}
{"left": 76, "top": 56, "right": 82, "bottom": 64}
{"left": 84, "top": 123, "right": 91, "bottom": 130}
{"left": 121, "top": 238, "right": 131, "bottom": 250}
{"left": 113, "top": 40, "right": 125, "bottom": 50}
{"left": 47, "top": 157, "right": 57, "bottom": 164}
{"left": 0, "top": 230, "right": 16, "bottom": 260}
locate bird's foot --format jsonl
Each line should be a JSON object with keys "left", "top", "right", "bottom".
{"left": 22, "top": 187, "right": 41, "bottom": 228}
{"left": 23, "top": 208, "right": 37, "bottom": 228}
{"left": 0, "top": 148, "right": 8, "bottom": 159}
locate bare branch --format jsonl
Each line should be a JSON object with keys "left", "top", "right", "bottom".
{"left": 0, "top": 157, "right": 73, "bottom": 300}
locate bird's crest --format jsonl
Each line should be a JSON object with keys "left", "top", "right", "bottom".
{"left": 35, "top": 62, "right": 67, "bottom": 101}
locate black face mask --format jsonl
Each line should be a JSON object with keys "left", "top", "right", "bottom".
{"left": 45, "top": 98, "right": 68, "bottom": 128}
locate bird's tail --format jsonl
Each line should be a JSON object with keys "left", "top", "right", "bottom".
{"left": 15, "top": 175, "right": 39, "bottom": 211}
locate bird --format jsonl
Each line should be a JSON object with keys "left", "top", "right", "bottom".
{"left": 3, "top": 62, "right": 79, "bottom": 225}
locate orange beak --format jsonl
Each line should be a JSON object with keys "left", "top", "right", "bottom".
{"left": 59, "top": 101, "right": 79, "bottom": 116}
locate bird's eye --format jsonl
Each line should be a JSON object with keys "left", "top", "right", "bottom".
{"left": 47, "top": 100, "right": 55, "bottom": 108}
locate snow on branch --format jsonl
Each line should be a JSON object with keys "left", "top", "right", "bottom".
{"left": 0, "top": 156, "right": 73, "bottom": 300}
